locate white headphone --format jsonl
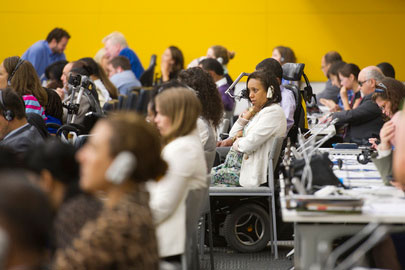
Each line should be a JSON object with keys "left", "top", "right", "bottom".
{"left": 267, "top": 85, "right": 274, "bottom": 99}
{"left": 105, "top": 151, "right": 137, "bottom": 184}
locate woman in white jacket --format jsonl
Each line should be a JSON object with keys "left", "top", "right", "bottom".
{"left": 212, "top": 70, "right": 287, "bottom": 187}
{"left": 148, "top": 87, "right": 207, "bottom": 261}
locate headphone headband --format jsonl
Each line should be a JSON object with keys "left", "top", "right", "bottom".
{"left": 0, "top": 91, "right": 14, "bottom": 121}
{"left": 8, "top": 58, "right": 24, "bottom": 86}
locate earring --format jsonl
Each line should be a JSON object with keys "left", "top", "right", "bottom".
{"left": 267, "top": 85, "right": 274, "bottom": 99}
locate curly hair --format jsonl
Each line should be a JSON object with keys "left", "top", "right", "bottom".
{"left": 178, "top": 67, "right": 224, "bottom": 128}
{"left": 372, "top": 77, "right": 405, "bottom": 115}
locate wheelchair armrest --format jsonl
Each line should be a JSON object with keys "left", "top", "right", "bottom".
{"left": 219, "top": 133, "right": 229, "bottom": 140}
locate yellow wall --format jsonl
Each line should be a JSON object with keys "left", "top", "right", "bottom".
{"left": 1, "top": 0, "right": 404, "bottom": 81}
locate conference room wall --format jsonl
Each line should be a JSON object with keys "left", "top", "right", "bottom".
{"left": 0, "top": 0, "right": 403, "bottom": 81}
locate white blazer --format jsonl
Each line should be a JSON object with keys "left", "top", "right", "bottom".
{"left": 147, "top": 129, "right": 207, "bottom": 258}
{"left": 230, "top": 104, "right": 286, "bottom": 187}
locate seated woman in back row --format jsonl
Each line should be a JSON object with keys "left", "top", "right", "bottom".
{"left": 212, "top": 70, "right": 286, "bottom": 187}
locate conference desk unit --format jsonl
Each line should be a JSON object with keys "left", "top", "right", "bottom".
{"left": 281, "top": 148, "right": 405, "bottom": 269}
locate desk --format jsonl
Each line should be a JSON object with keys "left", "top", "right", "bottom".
{"left": 281, "top": 149, "right": 405, "bottom": 269}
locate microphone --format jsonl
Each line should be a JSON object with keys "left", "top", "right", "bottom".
{"left": 225, "top": 72, "right": 251, "bottom": 101}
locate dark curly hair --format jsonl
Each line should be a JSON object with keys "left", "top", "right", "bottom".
{"left": 178, "top": 67, "right": 224, "bottom": 128}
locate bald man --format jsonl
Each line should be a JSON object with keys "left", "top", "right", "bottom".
{"left": 331, "top": 66, "right": 385, "bottom": 144}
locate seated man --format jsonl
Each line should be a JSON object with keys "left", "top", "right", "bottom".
{"left": 102, "top": 32, "right": 144, "bottom": 79}
{"left": 0, "top": 88, "right": 44, "bottom": 155}
{"left": 107, "top": 56, "right": 141, "bottom": 96}
{"left": 255, "top": 58, "right": 296, "bottom": 134}
{"left": 317, "top": 51, "right": 343, "bottom": 104}
{"left": 331, "top": 66, "right": 385, "bottom": 144}
{"left": 199, "top": 58, "right": 234, "bottom": 114}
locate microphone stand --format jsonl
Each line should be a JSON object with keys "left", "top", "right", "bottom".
{"left": 225, "top": 72, "right": 251, "bottom": 100}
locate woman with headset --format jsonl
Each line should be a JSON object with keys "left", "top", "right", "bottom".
{"left": 150, "top": 87, "right": 207, "bottom": 264}
{"left": 0, "top": 56, "right": 48, "bottom": 120}
{"left": 213, "top": 70, "right": 286, "bottom": 187}
{"left": 54, "top": 112, "right": 167, "bottom": 269}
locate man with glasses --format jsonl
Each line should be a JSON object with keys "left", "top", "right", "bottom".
{"left": 316, "top": 51, "right": 343, "bottom": 104}
{"left": 331, "top": 66, "right": 385, "bottom": 144}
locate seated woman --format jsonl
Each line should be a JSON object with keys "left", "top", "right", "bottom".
{"left": 179, "top": 67, "right": 224, "bottom": 171}
{"left": 148, "top": 87, "right": 207, "bottom": 261}
{"left": 0, "top": 56, "right": 48, "bottom": 120}
{"left": 370, "top": 77, "right": 405, "bottom": 185}
{"left": 206, "top": 45, "right": 235, "bottom": 85}
{"left": 212, "top": 70, "right": 286, "bottom": 187}
{"left": 271, "top": 45, "right": 296, "bottom": 66}
{"left": 323, "top": 63, "right": 361, "bottom": 112}
{"left": 80, "top": 57, "right": 118, "bottom": 102}
{"left": 338, "top": 63, "right": 362, "bottom": 110}
{"left": 54, "top": 112, "right": 167, "bottom": 269}
{"left": 43, "top": 88, "right": 63, "bottom": 134}
{"left": 161, "top": 46, "right": 184, "bottom": 83}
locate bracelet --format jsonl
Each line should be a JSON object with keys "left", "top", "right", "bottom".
{"left": 248, "top": 107, "right": 257, "bottom": 116}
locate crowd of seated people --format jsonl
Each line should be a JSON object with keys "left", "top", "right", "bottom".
{"left": 0, "top": 26, "right": 403, "bottom": 269}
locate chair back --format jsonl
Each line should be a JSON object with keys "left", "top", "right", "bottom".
{"left": 267, "top": 137, "right": 285, "bottom": 189}
{"left": 135, "top": 89, "right": 152, "bottom": 115}
{"left": 183, "top": 186, "right": 208, "bottom": 270}
{"left": 124, "top": 91, "right": 139, "bottom": 110}
{"left": 139, "top": 54, "right": 157, "bottom": 87}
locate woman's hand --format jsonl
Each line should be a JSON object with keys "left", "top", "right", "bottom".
{"left": 390, "top": 180, "right": 405, "bottom": 191}
{"left": 161, "top": 60, "right": 172, "bottom": 82}
{"left": 340, "top": 86, "right": 352, "bottom": 110}
{"left": 369, "top": 138, "right": 379, "bottom": 150}
{"left": 320, "top": 98, "right": 340, "bottom": 112}
{"left": 241, "top": 106, "right": 260, "bottom": 120}
{"left": 378, "top": 121, "right": 395, "bottom": 151}
{"left": 217, "top": 130, "right": 243, "bottom": 147}
{"left": 217, "top": 138, "right": 234, "bottom": 147}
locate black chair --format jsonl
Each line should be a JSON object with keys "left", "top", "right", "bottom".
{"left": 282, "top": 63, "right": 313, "bottom": 144}
{"left": 139, "top": 54, "right": 157, "bottom": 87}
{"left": 135, "top": 89, "right": 152, "bottom": 115}
{"left": 124, "top": 91, "right": 139, "bottom": 111}
{"left": 118, "top": 95, "right": 127, "bottom": 110}
{"left": 27, "top": 113, "right": 50, "bottom": 139}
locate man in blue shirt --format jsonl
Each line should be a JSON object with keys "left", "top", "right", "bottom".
{"left": 107, "top": 56, "right": 141, "bottom": 96}
{"left": 22, "top": 28, "right": 70, "bottom": 83}
{"left": 102, "top": 32, "right": 144, "bottom": 80}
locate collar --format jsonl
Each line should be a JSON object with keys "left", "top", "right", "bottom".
{"left": 3, "top": 123, "right": 30, "bottom": 141}
{"left": 43, "top": 40, "right": 53, "bottom": 56}
{"left": 215, "top": 77, "right": 228, "bottom": 88}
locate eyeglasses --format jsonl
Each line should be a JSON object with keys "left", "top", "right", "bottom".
{"left": 358, "top": 79, "right": 369, "bottom": 87}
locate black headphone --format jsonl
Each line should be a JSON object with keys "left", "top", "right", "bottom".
{"left": 7, "top": 58, "right": 25, "bottom": 86}
{"left": 0, "top": 91, "right": 14, "bottom": 121}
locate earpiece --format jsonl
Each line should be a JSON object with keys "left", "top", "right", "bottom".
{"left": 266, "top": 85, "right": 274, "bottom": 99}
{"left": 0, "top": 91, "right": 14, "bottom": 121}
{"left": 280, "top": 57, "right": 285, "bottom": 63}
{"left": 105, "top": 151, "right": 137, "bottom": 184}
{"left": 7, "top": 58, "right": 24, "bottom": 86}
{"left": 217, "top": 57, "right": 224, "bottom": 64}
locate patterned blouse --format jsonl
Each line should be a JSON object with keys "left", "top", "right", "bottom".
{"left": 54, "top": 184, "right": 159, "bottom": 270}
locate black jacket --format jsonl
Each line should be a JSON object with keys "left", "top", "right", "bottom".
{"left": 332, "top": 93, "right": 384, "bottom": 144}
{"left": 0, "top": 123, "right": 44, "bottom": 155}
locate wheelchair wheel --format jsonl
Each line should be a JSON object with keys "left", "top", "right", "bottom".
{"left": 223, "top": 203, "right": 270, "bottom": 253}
